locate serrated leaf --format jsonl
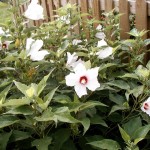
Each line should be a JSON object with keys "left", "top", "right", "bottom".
{"left": 13, "top": 81, "right": 29, "bottom": 96}
{"left": 109, "top": 105, "right": 127, "bottom": 115}
{"left": 53, "top": 129, "right": 70, "bottom": 150}
{"left": 123, "top": 117, "right": 142, "bottom": 138}
{"left": 32, "top": 136, "right": 52, "bottom": 150}
{"left": 107, "top": 80, "right": 130, "bottom": 90}
{"left": 37, "top": 69, "right": 54, "bottom": 96}
{"left": 99, "top": 63, "right": 117, "bottom": 71}
{"left": 0, "top": 115, "right": 19, "bottom": 128}
{"left": 2, "top": 98, "right": 31, "bottom": 107}
{"left": 0, "top": 84, "right": 12, "bottom": 104}
{"left": 5, "top": 105, "right": 33, "bottom": 115}
{"left": 132, "top": 124, "right": 150, "bottom": 143}
{"left": 118, "top": 125, "right": 130, "bottom": 142}
{"left": 0, "top": 67, "right": 15, "bottom": 71}
{"left": 119, "top": 73, "right": 138, "bottom": 79}
{"left": 40, "top": 86, "right": 58, "bottom": 110}
{"left": 90, "top": 115, "right": 107, "bottom": 127}
{"left": 88, "top": 139, "right": 120, "bottom": 150}
{"left": 80, "top": 117, "right": 90, "bottom": 135}
{"left": 10, "top": 130, "right": 31, "bottom": 142}
{"left": 0, "top": 131, "right": 12, "bottom": 150}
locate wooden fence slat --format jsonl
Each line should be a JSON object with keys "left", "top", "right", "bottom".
{"left": 47, "top": 0, "right": 55, "bottom": 21}
{"left": 80, "top": 0, "right": 90, "bottom": 39}
{"left": 41, "top": 0, "right": 49, "bottom": 22}
{"left": 69, "top": 0, "right": 80, "bottom": 34}
{"left": 136, "top": 0, "right": 147, "bottom": 39}
{"left": 69, "top": 0, "right": 78, "bottom": 4}
{"left": 119, "top": 0, "right": 130, "bottom": 39}
{"left": 105, "top": 0, "right": 113, "bottom": 12}
{"left": 92, "top": 0, "right": 101, "bottom": 27}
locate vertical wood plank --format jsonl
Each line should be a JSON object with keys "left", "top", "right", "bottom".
{"left": 41, "top": 0, "right": 49, "bottom": 22}
{"left": 92, "top": 0, "right": 101, "bottom": 27}
{"left": 136, "top": 0, "right": 147, "bottom": 39}
{"left": 70, "top": 0, "right": 80, "bottom": 34}
{"left": 119, "top": 0, "right": 130, "bottom": 39}
{"left": 105, "top": 0, "right": 113, "bottom": 12}
{"left": 70, "top": 0, "right": 78, "bottom": 4}
{"left": 136, "top": 0, "right": 148, "bottom": 63}
{"left": 47, "top": 0, "right": 55, "bottom": 21}
{"left": 80, "top": 0, "right": 90, "bottom": 39}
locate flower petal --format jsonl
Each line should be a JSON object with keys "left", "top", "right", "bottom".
{"left": 30, "top": 50, "right": 49, "bottom": 61}
{"left": 86, "top": 67, "right": 99, "bottom": 80}
{"left": 24, "top": 0, "right": 44, "bottom": 20}
{"left": 75, "top": 83, "right": 87, "bottom": 98}
{"left": 26, "top": 38, "right": 35, "bottom": 53}
{"left": 65, "top": 73, "right": 77, "bottom": 87}
{"left": 95, "top": 32, "right": 106, "bottom": 39}
{"left": 73, "top": 63, "right": 86, "bottom": 75}
{"left": 86, "top": 78, "right": 100, "bottom": 91}
{"left": 29, "top": 40, "right": 43, "bottom": 55}
{"left": 97, "top": 39, "right": 107, "bottom": 47}
{"left": 96, "top": 47, "right": 113, "bottom": 59}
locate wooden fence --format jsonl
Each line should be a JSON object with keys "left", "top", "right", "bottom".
{"left": 13, "top": 0, "right": 150, "bottom": 59}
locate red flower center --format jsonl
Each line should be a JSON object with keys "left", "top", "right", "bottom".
{"left": 2, "top": 43, "right": 7, "bottom": 49}
{"left": 79, "top": 76, "right": 88, "bottom": 85}
{"left": 144, "top": 103, "right": 149, "bottom": 110}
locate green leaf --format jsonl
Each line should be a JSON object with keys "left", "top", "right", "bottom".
{"left": 88, "top": 139, "right": 120, "bottom": 150}
{"left": 5, "top": 105, "right": 33, "bottom": 115}
{"left": 146, "top": 60, "right": 150, "bottom": 70}
{"left": 13, "top": 81, "right": 29, "bottom": 96}
{"left": 109, "top": 105, "right": 127, "bottom": 115}
{"left": 118, "top": 125, "right": 130, "bottom": 142}
{"left": 80, "top": 117, "right": 90, "bottom": 135}
{"left": 109, "top": 93, "right": 126, "bottom": 105}
{"left": 78, "top": 101, "right": 107, "bottom": 111}
{"left": 53, "top": 129, "right": 71, "bottom": 150}
{"left": 0, "top": 115, "right": 19, "bottom": 128}
{"left": 119, "top": 73, "right": 138, "bottom": 79}
{"left": 37, "top": 69, "right": 54, "bottom": 96}
{"left": 10, "top": 130, "right": 31, "bottom": 142}
{"left": 132, "top": 124, "right": 150, "bottom": 144}
{"left": 0, "top": 84, "right": 12, "bottom": 104}
{"left": 90, "top": 115, "right": 108, "bottom": 127}
{"left": 0, "top": 67, "right": 15, "bottom": 71}
{"left": 32, "top": 136, "right": 52, "bottom": 150}
{"left": 123, "top": 117, "right": 142, "bottom": 138}
{"left": 2, "top": 98, "right": 31, "bottom": 107}
{"left": 99, "top": 63, "right": 117, "bottom": 72}
{"left": 35, "top": 107, "right": 79, "bottom": 125}
{"left": 40, "top": 86, "right": 58, "bottom": 110}
{"left": 53, "top": 95, "right": 71, "bottom": 104}
{"left": 107, "top": 80, "right": 130, "bottom": 90}
{"left": 0, "top": 131, "right": 12, "bottom": 150}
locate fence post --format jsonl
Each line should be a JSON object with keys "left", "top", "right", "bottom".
{"left": 119, "top": 0, "right": 130, "bottom": 39}
{"left": 80, "top": 0, "right": 90, "bottom": 39}
{"left": 136, "top": 0, "right": 147, "bottom": 39}
{"left": 105, "top": 0, "right": 113, "bottom": 12}
{"left": 92, "top": 0, "right": 101, "bottom": 28}
{"left": 69, "top": 0, "right": 80, "bottom": 34}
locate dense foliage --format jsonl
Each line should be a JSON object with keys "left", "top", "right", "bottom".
{"left": 0, "top": 1, "right": 150, "bottom": 150}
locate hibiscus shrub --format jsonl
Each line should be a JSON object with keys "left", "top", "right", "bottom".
{"left": 0, "top": 1, "right": 150, "bottom": 150}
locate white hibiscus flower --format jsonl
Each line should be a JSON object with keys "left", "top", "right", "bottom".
{"left": 96, "top": 39, "right": 113, "bottom": 59}
{"left": 141, "top": 97, "right": 150, "bottom": 116}
{"left": 72, "top": 39, "right": 82, "bottom": 45}
{"left": 24, "top": 0, "right": 44, "bottom": 20}
{"left": 26, "top": 38, "right": 49, "bottom": 61}
{"left": 65, "top": 63, "right": 100, "bottom": 98}
{"left": 66, "top": 52, "right": 84, "bottom": 70}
